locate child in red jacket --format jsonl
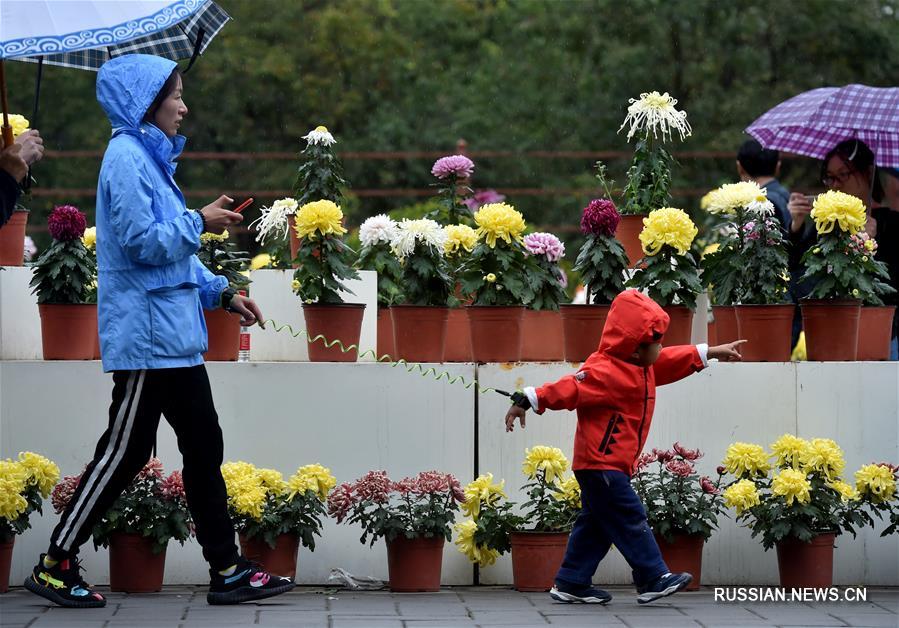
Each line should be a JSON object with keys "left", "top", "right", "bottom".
{"left": 505, "top": 290, "right": 744, "bottom": 605}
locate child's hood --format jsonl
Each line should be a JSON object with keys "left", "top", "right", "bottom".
{"left": 596, "top": 290, "right": 670, "bottom": 361}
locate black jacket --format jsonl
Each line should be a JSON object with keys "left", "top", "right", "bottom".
{"left": 0, "top": 168, "right": 20, "bottom": 228}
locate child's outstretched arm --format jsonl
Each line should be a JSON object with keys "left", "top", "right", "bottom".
{"left": 654, "top": 340, "right": 746, "bottom": 386}
{"left": 504, "top": 367, "right": 612, "bottom": 432}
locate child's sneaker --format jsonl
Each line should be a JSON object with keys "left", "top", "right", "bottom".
{"left": 24, "top": 554, "right": 106, "bottom": 608}
{"left": 636, "top": 572, "right": 692, "bottom": 604}
{"left": 207, "top": 557, "right": 295, "bottom": 605}
{"left": 550, "top": 579, "right": 613, "bottom": 604}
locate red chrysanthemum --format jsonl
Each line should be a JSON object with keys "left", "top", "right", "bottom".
{"left": 47, "top": 205, "right": 87, "bottom": 242}
{"left": 665, "top": 459, "right": 695, "bottom": 477}
{"left": 580, "top": 198, "right": 620, "bottom": 237}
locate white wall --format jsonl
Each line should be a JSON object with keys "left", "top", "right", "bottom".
{"left": 1, "top": 361, "right": 897, "bottom": 586}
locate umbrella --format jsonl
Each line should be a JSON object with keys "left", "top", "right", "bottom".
{"left": 746, "top": 84, "right": 899, "bottom": 168}
{"left": 0, "top": 0, "right": 230, "bottom": 146}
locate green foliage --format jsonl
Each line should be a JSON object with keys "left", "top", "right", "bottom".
{"left": 388, "top": 199, "right": 443, "bottom": 222}
{"left": 736, "top": 217, "right": 790, "bottom": 304}
{"left": 428, "top": 175, "right": 475, "bottom": 226}
{"left": 292, "top": 235, "right": 360, "bottom": 304}
{"left": 29, "top": 239, "right": 95, "bottom": 304}
{"left": 574, "top": 234, "right": 629, "bottom": 305}
{"left": 527, "top": 255, "right": 568, "bottom": 311}
{"left": 800, "top": 232, "right": 895, "bottom": 304}
{"left": 520, "top": 470, "right": 580, "bottom": 533}
{"left": 357, "top": 242, "right": 404, "bottom": 307}
{"left": 459, "top": 241, "right": 536, "bottom": 306}
{"left": 701, "top": 240, "right": 741, "bottom": 306}
{"left": 627, "top": 247, "right": 702, "bottom": 309}
{"left": 621, "top": 137, "right": 676, "bottom": 215}
{"left": 470, "top": 503, "right": 525, "bottom": 556}
{"left": 196, "top": 234, "right": 251, "bottom": 291}
{"left": 294, "top": 141, "right": 349, "bottom": 206}
{"left": 396, "top": 242, "right": 453, "bottom": 306}
{"left": 231, "top": 490, "right": 328, "bottom": 551}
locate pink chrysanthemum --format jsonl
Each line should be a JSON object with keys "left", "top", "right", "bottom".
{"left": 665, "top": 459, "right": 695, "bottom": 477}
{"left": 138, "top": 458, "right": 164, "bottom": 480}
{"left": 327, "top": 482, "right": 355, "bottom": 523}
{"left": 47, "top": 205, "right": 87, "bottom": 242}
{"left": 463, "top": 189, "right": 506, "bottom": 211}
{"left": 51, "top": 473, "right": 83, "bottom": 514}
{"left": 354, "top": 470, "right": 392, "bottom": 504}
{"left": 673, "top": 442, "right": 703, "bottom": 461}
{"left": 652, "top": 448, "right": 674, "bottom": 463}
{"left": 700, "top": 477, "right": 719, "bottom": 494}
{"left": 523, "top": 232, "right": 565, "bottom": 262}
{"left": 431, "top": 155, "right": 475, "bottom": 180}
{"left": 160, "top": 470, "right": 186, "bottom": 501}
{"left": 580, "top": 198, "right": 620, "bottom": 237}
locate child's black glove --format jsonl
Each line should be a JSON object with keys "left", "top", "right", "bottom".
{"left": 511, "top": 391, "right": 531, "bottom": 410}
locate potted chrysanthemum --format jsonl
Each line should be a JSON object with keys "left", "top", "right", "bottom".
{"left": 626, "top": 206, "right": 702, "bottom": 344}
{"left": 80, "top": 226, "right": 102, "bottom": 360}
{"left": 250, "top": 197, "right": 298, "bottom": 267}
{"left": 720, "top": 436, "right": 898, "bottom": 587}
{"left": 520, "top": 232, "right": 567, "bottom": 361}
{"left": 357, "top": 214, "right": 403, "bottom": 359}
{"left": 0, "top": 114, "right": 32, "bottom": 266}
{"left": 632, "top": 444, "right": 726, "bottom": 591}
{"left": 389, "top": 218, "right": 453, "bottom": 362}
{"left": 454, "top": 447, "right": 580, "bottom": 592}
{"left": 291, "top": 199, "right": 364, "bottom": 362}
{"left": 703, "top": 181, "right": 792, "bottom": 361}
{"left": 28, "top": 205, "right": 98, "bottom": 359}
{"left": 221, "top": 461, "right": 335, "bottom": 578}
{"left": 429, "top": 155, "right": 475, "bottom": 225}
{"left": 328, "top": 470, "right": 465, "bottom": 592}
{"left": 0, "top": 452, "right": 59, "bottom": 593}
{"left": 616, "top": 92, "right": 692, "bottom": 266}
{"left": 851, "top": 233, "right": 897, "bottom": 360}
{"left": 196, "top": 229, "right": 251, "bottom": 361}
{"left": 443, "top": 223, "right": 478, "bottom": 362}
{"left": 798, "top": 191, "right": 895, "bottom": 360}
{"left": 459, "top": 202, "right": 533, "bottom": 362}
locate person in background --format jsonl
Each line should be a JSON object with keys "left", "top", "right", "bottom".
{"left": 873, "top": 167, "right": 899, "bottom": 359}
{"left": 737, "top": 139, "right": 790, "bottom": 230}
{"left": 0, "top": 129, "right": 44, "bottom": 227}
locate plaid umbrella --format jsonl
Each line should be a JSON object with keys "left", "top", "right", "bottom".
{"left": 746, "top": 84, "right": 899, "bottom": 168}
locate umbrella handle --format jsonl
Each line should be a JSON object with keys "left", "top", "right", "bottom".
{"left": 0, "top": 126, "right": 12, "bottom": 149}
{"left": 0, "top": 60, "right": 13, "bottom": 148}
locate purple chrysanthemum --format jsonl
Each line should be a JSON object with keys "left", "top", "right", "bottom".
{"left": 431, "top": 155, "right": 475, "bottom": 180}
{"left": 523, "top": 232, "right": 565, "bottom": 262}
{"left": 463, "top": 189, "right": 506, "bottom": 211}
{"left": 47, "top": 205, "right": 87, "bottom": 242}
{"left": 580, "top": 198, "right": 620, "bottom": 237}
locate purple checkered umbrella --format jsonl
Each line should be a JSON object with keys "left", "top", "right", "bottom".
{"left": 746, "top": 84, "right": 899, "bottom": 168}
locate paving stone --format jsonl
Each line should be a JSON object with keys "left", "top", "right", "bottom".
{"left": 469, "top": 610, "right": 550, "bottom": 624}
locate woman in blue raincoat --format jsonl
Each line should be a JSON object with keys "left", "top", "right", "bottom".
{"left": 25, "top": 54, "right": 294, "bottom": 608}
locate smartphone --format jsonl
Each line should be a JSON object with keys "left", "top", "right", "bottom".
{"left": 804, "top": 194, "right": 817, "bottom": 204}
{"left": 233, "top": 198, "right": 254, "bottom": 214}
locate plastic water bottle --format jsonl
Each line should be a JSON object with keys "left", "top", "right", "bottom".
{"left": 237, "top": 290, "right": 251, "bottom": 363}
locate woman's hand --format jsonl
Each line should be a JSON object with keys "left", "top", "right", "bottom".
{"left": 201, "top": 195, "right": 243, "bottom": 234}
{"left": 227, "top": 294, "right": 265, "bottom": 329}
{"left": 787, "top": 193, "right": 812, "bottom": 234}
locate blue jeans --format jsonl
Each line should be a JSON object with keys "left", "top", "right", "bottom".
{"left": 556, "top": 470, "right": 668, "bottom": 588}
{"left": 891, "top": 336, "right": 898, "bottom": 360}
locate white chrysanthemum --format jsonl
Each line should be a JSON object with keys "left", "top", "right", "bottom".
{"left": 618, "top": 91, "right": 691, "bottom": 143}
{"left": 302, "top": 125, "right": 336, "bottom": 147}
{"left": 747, "top": 199, "right": 775, "bottom": 216}
{"left": 391, "top": 218, "right": 447, "bottom": 259}
{"left": 250, "top": 197, "right": 299, "bottom": 244}
{"left": 359, "top": 214, "right": 398, "bottom": 248}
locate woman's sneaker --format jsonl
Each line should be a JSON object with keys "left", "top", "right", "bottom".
{"left": 24, "top": 554, "right": 106, "bottom": 608}
{"left": 207, "top": 557, "right": 295, "bottom": 605}
{"left": 550, "top": 579, "right": 612, "bottom": 604}
{"left": 636, "top": 572, "right": 692, "bottom": 604}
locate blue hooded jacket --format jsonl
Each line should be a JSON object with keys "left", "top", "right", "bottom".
{"left": 95, "top": 54, "right": 227, "bottom": 372}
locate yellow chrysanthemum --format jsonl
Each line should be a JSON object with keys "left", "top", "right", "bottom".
{"left": 81, "top": 227, "right": 97, "bottom": 251}
{"left": 723, "top": 479, "right": 761, "bottom": 514}
{"left": 523, "top": 446, "right": 569, "bottom": 483}
{"left": 294, "top": 200, "right": 347, "bottom": 239}
{"left": 723, "top": 442, "right": 771, "bottom": 478}
{"left": 0, "top": 460, "right": 29, "bottom": 521}
{"left": 17, "top": 452, "right": 60, "bottom": 498}
{"left": 799, "top": 438, "right": 845, "bottom": 480}
{"left": 462, "top": 473, "right": 507, "bottom": 518}
{"left": 855, "top": 464, "right": 897, "bottom": 503}
{"left": 9, "top": 114, "right": 30, "bottom": 138}
{"left": 454, "top": 519, "right": 500, "bottom": 567}
{"left": 288, "top": 464, "right": 337, "bottom": 501}
{"left": 555, "top": 475, "right": 581, "bottom": 509}
{"left": 474, "top": 203, "right": 526, "bottom": 248}
{"left": 699, "top": 191, "right": 714, "bottom": 210}
{"left": 444, "top": 224, "right": 478, "bottom": 256}
{"left": 771, "top": 468, "right": 812, "bottom": 505}
{"left": 291, "top": 279, "right": 301, "bottom": 293}
{"left": 485, "top": 273, "right": 497, "bottom": 283}
{"left": 250, "top": 253, "right": 272, "bottom": 270}
{"left": 827, "top": 480, "right": 859, "bottom": 502}
{"left": 704, "top": 181, "right": 768, "bottom": 215}
{"left": 200, "top": 229, "right": 229, "bottom": 243}
{"left": 770, "top": 434, "right": 809, "bottom": 469}
{"left": 256, "top": 468, "right": 288, "bottom": 494}
{"left": 811, "top": 190, "right": 867, "bottom": 235}
{"left": 639, "top": 207, "right": 698, "bottom": 256}
{"left": 701, "top": 242, "right": 720, "bottom": 258}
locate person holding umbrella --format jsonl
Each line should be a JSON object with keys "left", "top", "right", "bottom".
{"left": 0, "top": 128, "right": 43, "bottom": 227}
{"left": 24, "top": 54, "right": 294, "bottom": 608}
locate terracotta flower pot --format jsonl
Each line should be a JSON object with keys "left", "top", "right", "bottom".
{"left": 857, "top": 306, "right": 896, "bottom": 361}
{"left": 109, "top": 533, "right": 166, "bottom": 593}
{"left": 377, "top": 307, "right": 396, "bottom": 360}
{"left": 391, "top": 305, "right": 449, "bottom": 363}
{"left": 560, "top": 304, "right": 610, "bottom": 363}
{"left": 239, "top": 533, "right": 300, "bottom": 579}
{"left": 203, "top": 308, "right": 240, "bottom": 361}
{"left": 653, "top": 532, "right": 703, "bottom": 591}
{"left": 616, "top": 214, "right": 645, "bottom": 267}
{"left": 0, "top": 535, "right": 13, "bottom": 593}
{"left": 800, "top": 299, "right": 861, "bottom": 361}
{"left": 775, "top": 533, "right": 835, "bottom": 588}
{"left": 38, "top": 303, "right": 98, "bottom": 360}
{"left": 510, "top": 531, "right": 569, "bottom": 592}
{"left": 707, "top": 320, "right": 718, "bottom": 346}
{"left": 0, "top": 210, "right": 27, "bottom": 266}
{"left": 386, "top": 535, "right": 444, "bottom": 592}
{"left": 734, "top": 304, "right": 794, "bottom": 362}
{"left": 711, "top": 305, "right": 738, "bottom": 344}
{"left": 467, "top": 305, "right": 524, "bottom": 363}
{"left": 288, "top": 215, "right": 300, "bottom": 267}
{"left": 443, "top": 307, "right": 473, "bottom": 362}
{"left": 302, "top": 303, "right": 365, "bottom": 362}
{"left": 520, "top": 309, "right": 564, "bottom": 361}
{"left": 662, "top": 306, "right": 693, "bottom": 346}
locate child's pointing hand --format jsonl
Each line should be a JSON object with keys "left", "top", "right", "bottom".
{"left": 708, "top": 339, "right": 747, "bottom": 362}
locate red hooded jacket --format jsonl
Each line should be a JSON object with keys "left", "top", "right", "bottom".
{"left": 528, "top": 290, "right": 706, "bottom": 475}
